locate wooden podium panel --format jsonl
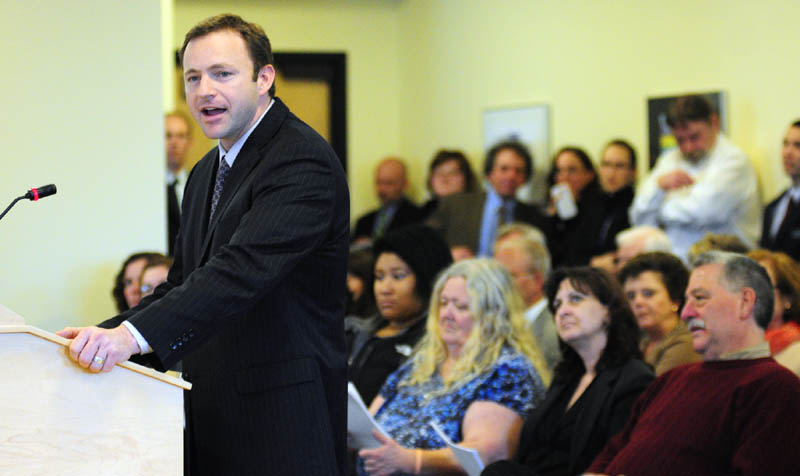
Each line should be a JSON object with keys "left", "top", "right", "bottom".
{"left": 0, "top": 321, "right": 189, "bottom": 476}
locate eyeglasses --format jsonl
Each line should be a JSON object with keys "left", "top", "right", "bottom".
{"left": 140, "top": 284, "right": 156, "bottom": 297}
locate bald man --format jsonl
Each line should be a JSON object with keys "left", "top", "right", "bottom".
{"left": 352, "top": 157, "right": 423, "bottom": 243}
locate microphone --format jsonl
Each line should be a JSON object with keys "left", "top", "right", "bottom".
{"left": 24, "top": 184, "right": 57, "bottom": 201}
{"left": 0, "top": 184, "right": 57, "bottom": 222}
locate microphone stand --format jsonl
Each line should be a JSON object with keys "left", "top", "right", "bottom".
{"left": 0, "top": 195, "right": 27, "bottom": 222}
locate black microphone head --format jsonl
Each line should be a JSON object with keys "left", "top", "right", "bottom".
{"left": 25, "top": 184, "right": 57, "bottom": 201}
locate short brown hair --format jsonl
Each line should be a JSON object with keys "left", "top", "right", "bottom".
{"left": 180, "top": 14, "right": 275, "bottom": 97}
{"left": 666, "top": 94, "right": 715, "bottom": 128}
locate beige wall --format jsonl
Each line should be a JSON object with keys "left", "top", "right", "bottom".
{"left": 0, "top": 0, "right": 165, "bottom": 330}
{"left": 176, "top": 0, "right": 800, "bottom": 220}
{"left": 4, "top": 0, "right": 799, "bottom": 331}
{"left": 393, "top": 0, "right": 800, "bottom": 205}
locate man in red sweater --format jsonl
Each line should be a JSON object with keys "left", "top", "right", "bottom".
{"left": 586, "top": 251, "right": 800, "bottom": 476}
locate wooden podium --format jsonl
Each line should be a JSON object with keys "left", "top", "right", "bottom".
{"left": 0, "top": 304, "right": 191, "bottom": 475}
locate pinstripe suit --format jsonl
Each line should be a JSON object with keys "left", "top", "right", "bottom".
{"left": 101, "top": 98, "right": 349, "bottom": 475}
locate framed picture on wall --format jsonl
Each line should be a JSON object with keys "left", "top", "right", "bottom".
{"left": 482, "top": 104, "right": 550, "bottom": 206}
{"left": 647, "top": 91, "right": 727, "bottom": 169}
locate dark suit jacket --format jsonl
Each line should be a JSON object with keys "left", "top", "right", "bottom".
{"left": 352, "top": 197, "right": 423, "bottom": 240}
{"left": 426, "top": 191, "right": 554, "bottom": 254}
{"left": 102, "top": 98, "right": 349, "bottom": 476}
{"left": 482, "top": 359, "right": 654, "bottom": 476}
{"left": 761, "top": 190, "right": 800, "bottom": 262}
{"left": 550, "top": 183, "right": 632, "bottom": 268}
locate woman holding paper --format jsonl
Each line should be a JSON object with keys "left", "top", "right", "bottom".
{"left": 357, "top": 259, "right": 549, "bottom": 476}
{"left": 481, "top": 267, "right": 654, "bottom": 476}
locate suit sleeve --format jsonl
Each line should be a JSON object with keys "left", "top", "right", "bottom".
{"left": 586, "top": 371, "right": 663, "bottom": 473}
{"left": 127, "top": 139, "right": 341, "bottom": 369}
{"left": 605, "top": 364, "right": 655, "bottom": 439}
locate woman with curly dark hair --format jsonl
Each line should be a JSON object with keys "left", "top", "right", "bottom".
{"left": 483, "top": 267, "right": 653, "bottom": 476}
{"left": 619, "top": 252, "right": 701, "bottom": 375}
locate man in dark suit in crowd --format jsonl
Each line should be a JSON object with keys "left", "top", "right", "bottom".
{"left": 352, "top": 157, "right": 423, "bottom": 244}
{"left": 165, "top": 111, "right": 193, "bottom": 256}
{"left": 761, "top": 119, "right": 800, "bottom": 261}
{"left": 427, "top": 141, "right": 552, "bottom": 259}
{"left": 58, "top": 14, "right": 349, "bottom": 476}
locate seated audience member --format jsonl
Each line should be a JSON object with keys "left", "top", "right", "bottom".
{"left": 138, "top": 255, "right": 173, "bottom": 299}
{"left": 420, "top": 149, "right": 478, "bottom": 219}
{"left": 494, "top": 228, "right": 562, "bottom": 372}
{"left": 353, "top": 157, "right": 423, "bottom": 244}
{"left": 592, "top": 226, "right": 673, "bottom": 275}
{"left": 590, "top": 140, "right": 638, "bottom": 267}
{"left": 746, "top": 249, "right": 800, "bottom": 355}
{"left": 586, "top": 251, "right": 800, "bottom": 476}
{"left": 547, "top": 146, "right": 604, "bottom": 267}
{"left": 357, "top": 259, "right": 549, "bottom": 475}
{"left": 345, "top": 246, "right": 378, "bottom": 321}
{"left": 630, "top": 94, "right": 760, "bottom": 261}
{"left": 496, "top": 222, "right": 548, "bottom": 250}
{"left": 111, "top": 251, "right": 165, "bottom": 313}
{"left": 687, "top": 232, "right": 749, "bottom": 263}
{"left": 760, "top": 119, "right": 800, "bottom": 261}
{"left": 482, "top": 267, "right": 654, "bottom": 476}
{"left": 347, "top": 224, "right": 453, "bottom": 405}
{"left": 427, "top": 141, "right": 552, "bottom": 259}
{"left": 618, "top": 252, "right": 701, "bottom": 375}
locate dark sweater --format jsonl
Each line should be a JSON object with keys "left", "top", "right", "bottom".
{"left": 588, "top": 357, "right": 800, "bottom": 476}
{"left": 346, "top": 314, "right": 427, "bottom": 405}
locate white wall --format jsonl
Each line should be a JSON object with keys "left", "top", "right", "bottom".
{"left": 0, "top": 0, "right": 166, "bottom": 330}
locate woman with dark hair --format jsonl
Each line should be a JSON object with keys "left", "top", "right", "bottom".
{"left": 111, "top": 251, "right": 165, "bottom": 313}
{"left": 482, "top": 267, "right": 653, "bottom": 476}
{"left": 547, "top": 147, "right": 608, "bottom": 267}
{"left": 420, "top": 149, "right": 478, "bottom": 219}
{"left": 747, "top": 249, "right": 800, "bottom": 354}
{"left": 347, "top": 224, "right": 454, "bottom": 406}
{"left": 619, "top": 252, "right": 701, "bottom": 375}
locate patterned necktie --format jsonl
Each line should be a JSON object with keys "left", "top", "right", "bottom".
{"left": 209, "top": 156, "right": 230, "bottom": 223}
{"left": 374, "top": 208, "right": 390, "bottom": 239}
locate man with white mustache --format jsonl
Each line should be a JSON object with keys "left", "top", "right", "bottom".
{"left": 585, "top": 251, "right": 800, "bottom": 476}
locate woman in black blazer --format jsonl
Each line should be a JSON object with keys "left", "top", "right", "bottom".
{"left": 482, "top": 267, "right": 654, "bottom": 476}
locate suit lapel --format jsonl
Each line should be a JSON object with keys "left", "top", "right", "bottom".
{"left": 775, "top": 191, "right": 800, "bottom": 244}
{"left": 197, "top": 98, "right": 290, "bottom": 261}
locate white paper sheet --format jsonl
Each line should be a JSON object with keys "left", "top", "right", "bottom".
{"left": 347, "top": 382, "right": 391, "bottom": 449}
{"left": 429, "top": 420, "right": 485, "bottom": 476}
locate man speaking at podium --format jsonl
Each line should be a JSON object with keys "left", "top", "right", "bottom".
{"left": 57, "top": 14, "right": 349, "bottom": 476}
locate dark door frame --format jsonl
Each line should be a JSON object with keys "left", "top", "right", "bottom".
{"left": 274, "top": 52, "right": 347, "bottom": 171}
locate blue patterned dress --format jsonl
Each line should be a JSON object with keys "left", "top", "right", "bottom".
{"left": 356, "top": 346, "right": 546, "bottom": 476}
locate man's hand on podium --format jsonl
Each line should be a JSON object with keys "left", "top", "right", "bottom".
{"left": 56, "top": 325, "right": 141, "bottom": 373}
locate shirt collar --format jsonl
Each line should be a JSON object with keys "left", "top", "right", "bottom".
{"left": 789, "top": 186, "right": 800, "bottom": 202}
{"left": 217, "top": 98, "right": 275, "bottom": 167}
{"left": 485, "top": 183, "right": 504, "bottom": 209}
{"left": 525, "top": 298, "right": 548, "bottom": 327}
{"left": 719, "top": 341, "right": 771, "bottom": 361}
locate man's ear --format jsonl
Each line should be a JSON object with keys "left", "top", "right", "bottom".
{"left": 710, "top": 114, "right": 721, "bottom": 134}
{"left": 739, "top": 287, "right": 757, "bottom": 322}
{"left": 256, "top": 64, "right": 275, "bottom": 97}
